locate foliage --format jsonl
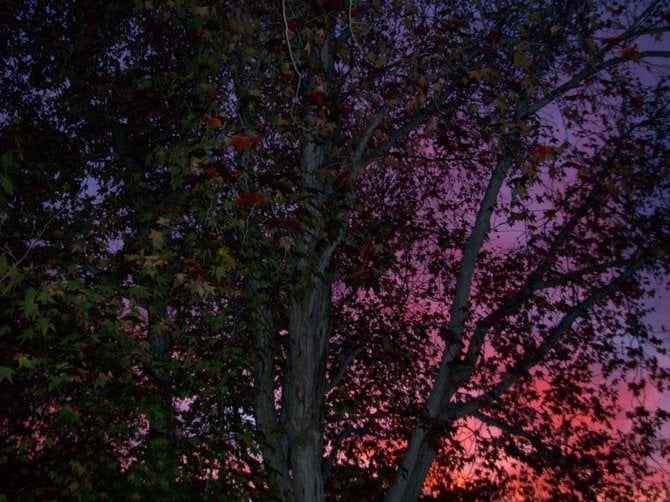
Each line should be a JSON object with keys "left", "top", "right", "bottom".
{"left": 1, "top": 0, "right": 670, "bottom": 500}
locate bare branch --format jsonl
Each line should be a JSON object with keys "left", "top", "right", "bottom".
{"left": 350, "top": 105, "right": 389, "bottom": 180}
{"left": 326, "top": 345, "right": 365, "bottom": 393}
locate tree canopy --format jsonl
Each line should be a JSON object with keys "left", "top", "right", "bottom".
{"left": 1, "top": 0, "right": 670, "bottom": 500}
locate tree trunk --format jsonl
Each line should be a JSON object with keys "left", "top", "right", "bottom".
{"left": 251, "top": 297, "right": 292, "bottom": 498}
{"left": 383, "top": 423, "right": 439, "bottom": 502}
{"left": 286, "top": 278, "right": 330, "bottom": 502}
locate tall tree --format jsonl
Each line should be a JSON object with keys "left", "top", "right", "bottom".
{"left": 1, "top": 0, "right": 670, "bottom": 500}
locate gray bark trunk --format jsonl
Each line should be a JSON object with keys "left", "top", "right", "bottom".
{"left": 251, "top": 297, "right": 292, "bottom": 498}
{"left": 286, "top": 279, "right": 330, "bottom": 502}
{"left": 383, "top": 424, "right": 438, "bottom": 502}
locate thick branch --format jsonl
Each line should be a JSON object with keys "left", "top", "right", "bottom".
{"left": 350, "top": 105, "right": 389, "bottom": 180}
{"left": 523, "top": 50, "right": 670, "bottom": 117}
{"left": 454, "top": 257, "right": 646, "bottom": 418}
{"left": 463, "top": 257, "right": 635, "bottom": 371}
{"left": 472, "top": 410, "right": 571, "bottom": 467}
{"left": 522, "top": 0, "right": 669, "bottom": 117}
{"left": 426, "top": 151, "right": 514, "bottom": 416}
{"left": 461, "top": 140, "right": 644, "bottom": 375}
{"left": 385, "top": 141, "right": 516, "bottom": 502}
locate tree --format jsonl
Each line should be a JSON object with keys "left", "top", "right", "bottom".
{"left": 1, "top": 0, "right": 670, "bottom": 500}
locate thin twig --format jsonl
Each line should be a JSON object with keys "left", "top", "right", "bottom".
{"left": 0, "top": 207, "right": 65, "bottom": 290}
{"left": 282, "top": 0, "right": 302, "bottom": 82}
{"left": 348, "top": 0, "right": 364, "bottom": 54}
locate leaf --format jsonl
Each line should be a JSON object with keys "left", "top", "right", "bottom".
{"left": 316, "top": 118, "right": 337, "bottom": 135}
{"left": 307, "top": 88, "right": 326, "bottom": 105}
{"left": 57, "top": 405, "right": 80, "bottom": 425}
{"left": 234, "top": 191, "right": 267, "bottom": 210}
{"left": 533, "top": 144, "right": 554, "bottom": 159}
{"left": 521, "top": 163, "right": 538, "bottom": 178}
{"left": 229, "top": 135, "right": 260, "bottom": 152}
{"left": 36, "top": 317, "right": 52, "bottom": 335}
{"left": 279, "top": 236, "right": 294, "bottom": 251}
{"left": 192, "top": 5, "right": 211, "bottom": 16}
{"left": 0, "top": 151, "right": 17, "bottom": 168}
{"left": 513, "top": 50, "right": 529, "bottom": 69}
{"left": 149, "top": 229, "right": 164, "bottom": 249}
{"left": 466, "top": 67, "right": 493, "bottom": 83}
{"left": 602, "top": 34, "right": 625, "bottom": 44}
{"left": 0, "top": 366, "right": 15, "bottom": 383}
{"left": 204, "top": 115, "right": 225, "bottom": 128}
{"left": 94, "top": 372, "right": 110, "bottom": 390}
{"left": 17, "top": 354, "right": 37, "bottom": 369}
{"left": 620, "top": 46, "right": 639, "bottom": 60}
{"left": 466, "top": 69, "right": 486, "bottom": 83}
{"left": 216, "top": 246, "right": 236, "bottom": 270}
{"left": 0, "top": 175, "right": 14, "bottom": 195}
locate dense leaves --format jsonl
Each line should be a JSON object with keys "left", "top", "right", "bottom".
{"left": 1, "top": 0, "right": 670, "bottom": 500}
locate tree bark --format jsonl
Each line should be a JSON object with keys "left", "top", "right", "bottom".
{"left": 251, "top": 295, "right": 292, "bottom": 498}
{"left": 286, "top": 279, "right": 330, "bottom": 502}
{"left": 383, "top": 424, "right": 438, "bottom": 502}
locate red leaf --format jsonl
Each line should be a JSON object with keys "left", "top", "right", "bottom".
{"left": 307, "top": 88, "right": 326, "bottom": 105}
{"left": 203, "top": 165, "right": 218, "bottom": 178}
{"left": 282, "top": 219, "right": 302, "bottom": 233}
{"left": 620, "top": 46, "right": 639, "bottom": 60}
{"left": 602, "top": 34, "right": 625, "bottom": 44}
{"left": 229, "top": 135, "right": 260, "bottom": 152}
{"left": 234, "top": 192, "right": 267, "bottom": 210}
{"left": 205, "top": 115, "right": 225, "bottom": 129}
{"left": 533, "top": 144, "right": 553, "bottom": 159}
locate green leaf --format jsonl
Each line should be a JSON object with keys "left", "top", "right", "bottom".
{"left": 36, "top": 317, "right": 53, "bottom": 335}
{"left": 0, "top": 175, "right": 13, "bottom": 195}
{"left": 0, "top": 151, "right": 17, "bottom": 168}
{"left": 21, "top": 288, "right": 38, "bottom": 319}
{"left": 0, "top": 366, "right": 15, "bottom": 383}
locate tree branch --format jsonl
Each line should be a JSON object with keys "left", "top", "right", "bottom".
{"left": 454, "top": 257, "right": 647, "bottom": 418}
{"left": 523, "top": 50, "right": 670, "bottom": 117}
{"left": 426, "top": 149, "right": 515, "bottom": 416}
{"left": 326, "top": 345, "right": 365, "bottom": 393}
{"left": 350, "top": 105, "right": 389, "bottom": 181}
{"left": 322, "top": 423, "right": 355, "bottom": 482}
{"left": 472, "top": 410, "right": 572, "bottom": 468}
{"left": 462, "top": 257, "right": 637, "bottom": 373}
{"left": 0, "top": 207, "right": 65, "bottom": 293}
